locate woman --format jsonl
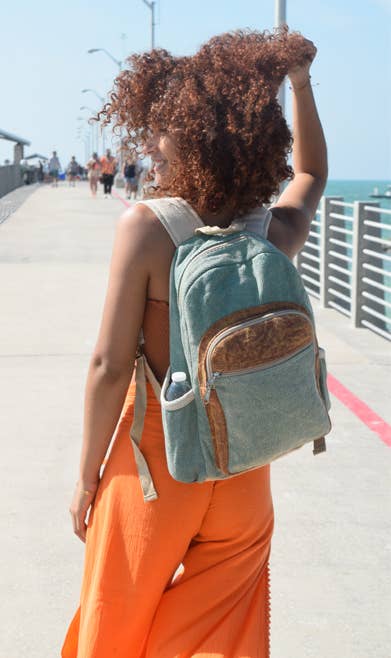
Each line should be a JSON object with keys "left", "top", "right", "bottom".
{"left": 63, "top": 28, "right": 327, "bottom": 657}
{"left": 123, "top": 156, "right": 140, "bottom": 200}
{"left": 86, "top": 152, "right": 101, "bottom": 196}
{"left": 67, "top": 156, "right": 80, "bottom": 187}
{"left": 48, "top": 150, "right": 61, "bottom": 187}
{"left": 100, "top": 148, "right": 117, "bottom": 197}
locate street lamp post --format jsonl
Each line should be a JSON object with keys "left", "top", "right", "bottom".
{"left": 82, "top": 89, "right": 106, "bottom": 152}
{"left": 87, "top": 48, "right": 122, "bottom": 168}
{"left": 77, "top": 131, "right": 90, "bottom": 163}
{"left": 80, "top": 106, "right": 98, "bottom": 154}
{"left": 142, "top": 0, "right": 156, "bottom": 50}
{"left": 87, "top": 48, "right": 122, "bottom": 71}
{"left": 82, "top": 88, "right": 104, "bottom": 103}
{"left": 274, "top": 0, "right": 286, "bottom": 28}
{"left": 87, "top": 48, "right": 122, "bottom": 160}
{"left": 77, "top": 117, "right": 90, "bottom": 161}
{"left": 274, "top": 0, "right": 287, "bottom": 116}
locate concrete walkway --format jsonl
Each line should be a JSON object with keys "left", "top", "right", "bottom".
{"left": 0, "top": 182, "right": 389, "bottom": 658}
{"left": 0, "top": 183, "right": 40, "bottom": 224}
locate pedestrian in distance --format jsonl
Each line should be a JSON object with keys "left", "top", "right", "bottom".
{"left": 63, "top": 28, "right": 328, "bottom": 658}
{"left": 48, "top": 150, "right": 61, "bottom": 187}
{"left": 100, "top": 148, "right": 117, "bottom": 197}
{"left": 86, "top": 152, "right": 101, "bottom": 197}
{"left": 37, "top": 160, "right": 44, "bottom": 183}
{"left": 123, "top": 155, "right": 140, "bottom": 200}
{"left": 66, "top": 156, "right": 80, "bottom": 187}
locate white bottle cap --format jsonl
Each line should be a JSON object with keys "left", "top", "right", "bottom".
{"left": 171, "top": 371, "right": 187, "bottom": 383}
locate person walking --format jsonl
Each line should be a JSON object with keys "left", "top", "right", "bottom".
{"left": 123, "top": 156, "right": 140, "bottom": 200}
{"left": 100, "top": 148, "right": 117, "bottom": 197}
{"left": 86, "top": 152, "right": 101, "bottom": 196}
{"left": 38, "top": 160, "right": 44, "bottom": 183}
{"left": 63, "top": 28, "right": 327, "bottom": 658}
{"left": 66, "top": 156, "right": 80, "bottom": 187}
{"left": 48, "top": 151, "right": 61, "bottom": 187}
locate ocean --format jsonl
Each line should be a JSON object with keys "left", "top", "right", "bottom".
{"left": 324, "top": 180, "right": 391, "bottom": 208}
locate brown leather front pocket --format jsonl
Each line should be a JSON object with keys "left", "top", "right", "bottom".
{"left": 198, "top": 303, "right": 315, "bottom": 474}
{"left": 211, "top": 312, "right": 313, "bottom": 374}
{"left": 198, "top": 303, "right": 314, "bottom": 391}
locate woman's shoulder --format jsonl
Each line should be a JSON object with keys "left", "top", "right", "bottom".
{"left": 114, "top": 204, "right": 175, "bottom": 286}
{"left": 119, "top": 203, "right": 174, "bottom": 252}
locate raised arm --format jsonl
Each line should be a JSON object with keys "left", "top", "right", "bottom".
{"left": 268, "top": 41, "right": 328, "bottom": 259}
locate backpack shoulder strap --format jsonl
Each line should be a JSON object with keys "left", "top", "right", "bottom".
{"left": 139, "top": 197, "right": 204, "bottom": 247}
{"left": 244, "top": 206, "right": 273, "bottom": 239}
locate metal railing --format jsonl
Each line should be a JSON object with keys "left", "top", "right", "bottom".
{"left": 0, "top": 128, "right": 31, "bottom": 198}
{"left": 0, "top": 164, "right": 23, "bottom": 198}
{"left": 296, "top": 196, "right": 391, "bottom": 341}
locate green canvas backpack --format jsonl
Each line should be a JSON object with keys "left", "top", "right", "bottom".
{"left": 130, "top": 197, "right": 331, "bottom": 500}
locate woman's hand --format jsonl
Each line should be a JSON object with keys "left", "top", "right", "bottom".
{"left": 69, "top": 479, "right": 100, "bottom": 543}
{"left": 288, "top": 39, "right": 317, "bottom": 89}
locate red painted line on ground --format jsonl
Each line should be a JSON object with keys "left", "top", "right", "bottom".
{"left": 112, "top": 191, "right": 131, "bottom": 208}
{"left": 327, "top": 373, "right": 391, "bottom": 447}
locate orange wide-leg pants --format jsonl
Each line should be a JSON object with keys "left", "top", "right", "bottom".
{"left": 62, "top": 382, "right": 274, "bottom": 658}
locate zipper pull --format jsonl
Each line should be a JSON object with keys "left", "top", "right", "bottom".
{"left": 204, "top": 373, "right": 221, "bottom": 404}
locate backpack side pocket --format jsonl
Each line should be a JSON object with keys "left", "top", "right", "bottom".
{"left": 318, "top": 347, "right": 331, "bottom": 412}
{"left": 161, "top": 368, "right": 205, "bottom": 482}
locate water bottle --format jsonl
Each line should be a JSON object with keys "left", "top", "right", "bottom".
{"left": 165, "top": 372, "right": 191, "bottom": 401}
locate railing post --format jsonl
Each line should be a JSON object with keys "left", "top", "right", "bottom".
{"left": 351, "top": 202, "right": 366, "bottom": 328}
{"left": 320, "top": 196, "right": 343, "bottom": 308}
{"left": 351, "top": 200, "right": 382, "bottom": 329}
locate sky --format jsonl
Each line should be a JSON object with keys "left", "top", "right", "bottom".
{"left": 0, "top": 0, "right": 390, "bottom": 179}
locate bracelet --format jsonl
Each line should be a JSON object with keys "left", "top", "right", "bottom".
{"left": 289, "top": 76, "right": 313, "bottom": 91}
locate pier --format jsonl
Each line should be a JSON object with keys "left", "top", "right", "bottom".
{"left": 0, "top": 183, "right": 390, "bottom": 657}
{"left": 0, "top": 129, "right": 31, "bottom": 198}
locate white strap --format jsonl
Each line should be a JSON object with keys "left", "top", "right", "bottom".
{"left": 242, "top": 206, "right": 272, "bottom": 239}
{"left": 144, "top": 357, "right": 162, "bottom": 400}
{"left": 140, "top": 198, "right": 272, "bottom": 243}
{"left": 130, "top": 356, "right": 159, "bottom": 502}
{"left": 138, "top": 197, "right": 204, "bottom": 247}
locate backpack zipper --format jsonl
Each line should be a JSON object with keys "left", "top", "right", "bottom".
{"left": 204, "top": 343, "right": 311, "bottom": 403}
{"left": 177, "top": 235, "right": 247, "bottom": 307}
{"left": 204, "top": 309, "right": 314, "bottom": 403}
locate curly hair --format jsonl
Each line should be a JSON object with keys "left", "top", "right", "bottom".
{"left": 100, "top": 27, "right": 315, "bottom": 217}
